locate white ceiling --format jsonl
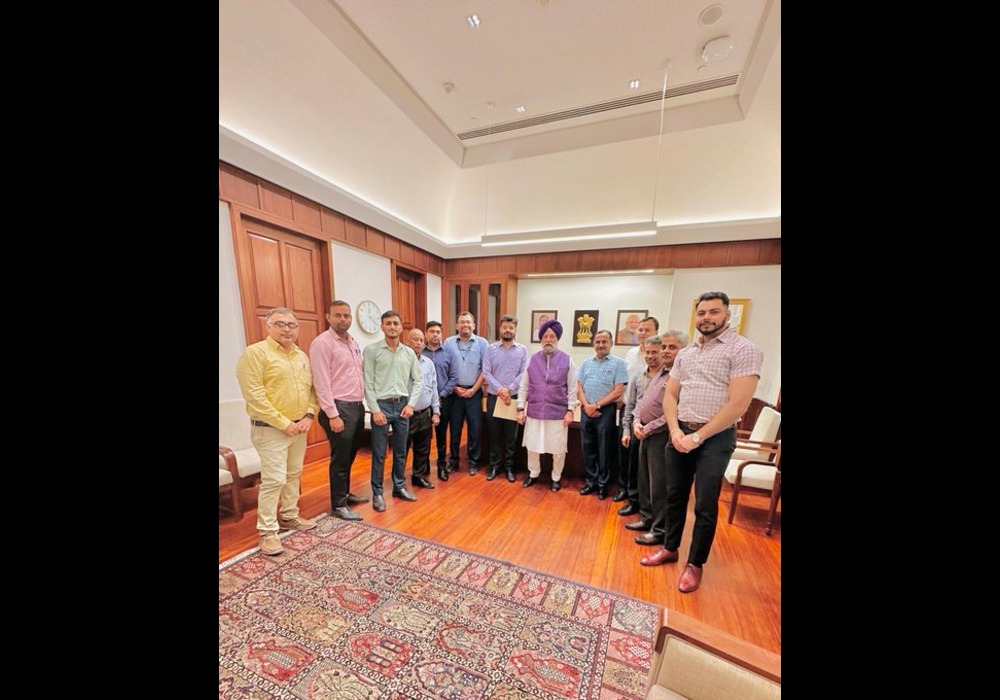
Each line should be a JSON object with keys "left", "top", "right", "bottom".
{"left": 219, "top": 0, "right": 781, "bottom": 258}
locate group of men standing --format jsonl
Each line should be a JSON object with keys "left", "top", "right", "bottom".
{"left": 234, "top": 291, "right": 761, "bottom": 594}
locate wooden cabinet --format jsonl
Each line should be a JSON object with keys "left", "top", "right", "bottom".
{"left": 443, "top": 277, "right": 517, "bottom": 341}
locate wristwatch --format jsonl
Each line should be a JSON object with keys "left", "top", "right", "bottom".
{"left": 690, "top": 433, "right": 701, "bottom": 444}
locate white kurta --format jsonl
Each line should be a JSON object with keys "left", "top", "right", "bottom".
{"left": 522, "top": 418, "right": 569, "bottom": 454}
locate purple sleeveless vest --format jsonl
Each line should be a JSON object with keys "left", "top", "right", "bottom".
{"left": 526, "top": 350, "right": 570, "bottom": 420}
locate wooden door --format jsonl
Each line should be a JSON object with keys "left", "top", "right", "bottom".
{"left": 393, "top": 263, "right": 425, "bottom": 336}
{"left": 231, "top": 215, "right": 330, "bottom": 462}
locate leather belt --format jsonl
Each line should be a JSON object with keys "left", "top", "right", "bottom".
{"left": 379, "top": 396, "right": 408, "bottom": 403}
{"left": 334, "top": 399, "right": 364, "bottom": 405}
{"left": 252, "top": 417, "right": 309, "bottom": 427}
{"left": 412, "top": 406, "right": 431, "bottom": 414}
{"left": 679, "top": 420, "right": 707, "bottom": 431}
{"left": 457, "top": 385, "right": 475, "bottom": 389}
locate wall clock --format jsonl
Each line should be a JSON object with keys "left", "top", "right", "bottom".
{"left": 356, "top": 300, "right": 382, "bottom": 334}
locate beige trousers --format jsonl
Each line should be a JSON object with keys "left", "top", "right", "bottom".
{"left": 251, "top": 425, "right": 307, "bottom": 533}
{"left": 527, "top": 450, "right": 566, "bottom": 482}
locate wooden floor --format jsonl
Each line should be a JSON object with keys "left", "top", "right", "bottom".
{"left": 220, "top": 442, "right": 781, "bottom": 654}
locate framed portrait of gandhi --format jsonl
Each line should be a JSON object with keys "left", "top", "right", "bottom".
{"left": 572, "top": 309, "right": 600, "bottom": 347}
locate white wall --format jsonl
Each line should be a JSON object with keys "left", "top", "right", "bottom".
{"left": 330, "top": 242, "right": 393, "bottom": 353}
{"left": 668, "top": 266, "right": 781, "bottom": 404}
{"left": 219, "top": 202, "right": 247, "bottom": 401}
{"left": 515, "top": 275, "right": 674, "bottom": 368}
{"left": 515, "top": 267, "right": 780, "bottom": 404}
{"left": 426, "top": 273, "right": 442, "bottom": 325}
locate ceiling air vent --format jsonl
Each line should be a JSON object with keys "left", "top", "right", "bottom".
{"left": 457, "top": 74, "right": 739, "bottom": 140}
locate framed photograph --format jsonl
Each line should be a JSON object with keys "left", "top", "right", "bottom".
{"left": 530, "top": 310, "right": 558, "bottom": 343}
{"left": 614, "top": 309, "right": 648, "bottom": 346}
{"left": 572, "top": 309, "right": 600, "bottom": 347}
{"left": 689, "top": 297, "right": 750, "bottom": 339}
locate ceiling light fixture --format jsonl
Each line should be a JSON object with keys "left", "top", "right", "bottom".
{"left": 702, "top": 36, "right": 733, "bottom": 63}
{"left": 515, "top": 105, "right": 526, "bottom": 113}
{"left": 481, "top": 222, "right": 657, "bottom": 247}
{"left": 629, "top": 79, "right": 640, "bottom": 90}
{"left": 466, "top": 14, "right": 480, "bottom": 28}
{"left": 524, "top": 269, "right": 655, "bottom": 278}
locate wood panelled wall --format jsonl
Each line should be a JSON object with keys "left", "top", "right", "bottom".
{"left": 219, "top": 162, "right": 446, "bottom": 277}
{"left": 444, "top": 239, "right": 781, "bottom": 278}
{"left": 220, "top": 161, "right": 780, "bottom": 279}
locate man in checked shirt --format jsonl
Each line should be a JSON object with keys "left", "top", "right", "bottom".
{"left": 660, "top": 291, "right": 763, "bottom": 593}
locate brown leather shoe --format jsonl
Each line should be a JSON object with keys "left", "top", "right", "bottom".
{"left": 678, "top": 563, "right": 703, "bottom": 593}
{"left": 624, "top": 518, "right": 652, "bottom": 531}
{"left": 412, "top": 476, "right": 436, "bottom": 489}
{"left": 640, "top": 548, "right": 679, "bottom": 566}
{"left": 634, "top": 532, "right": 660, "bottom": 545}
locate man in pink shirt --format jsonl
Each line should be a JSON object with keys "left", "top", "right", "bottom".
{"left": 309, "top": 300, "right": 370, "bottom": 520}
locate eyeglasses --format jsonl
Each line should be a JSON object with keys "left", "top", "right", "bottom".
{"left": 270, "top": 321, "right": 299, "bottom": 330}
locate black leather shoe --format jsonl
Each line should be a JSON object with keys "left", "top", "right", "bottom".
{"left": 580, "top": 484, "right": 598, "bottom": 496}
{"left": 447, "top": 463, "right": 459, "bottom": 474}
{"left": 412, "top": 477, "right": 435, "bottom": 489}
{"left": 331, "top": 506, "right": 362, "bottom": 521}
{"left": 486, "top": 467, "right": 498, "bottom": 481}
{"left": 635, "top": 532, "right": 660, "bottom": 545}
{"left": 523, "top": 476, "right": 538, "bottom": 488}
{"left": 598, "top": 487, "right": 608, "bottom": 500}
{"left": 506, "top": 470, "right": 516, "bottom": 483}
{"left": 624, "top": 518, "right": 652, "bottom": 531}
{"left": 372, "top": 494, "right": 386, "bottom": 512}
{"left": 392, "top": 488, "right": 418, "bottom": 502}
{"left": 468, "top": 466, "right": 479, "bottom": 476}
{"left": 551, "top": 480, "right": 561, "bottom": 492}
{"left": 617, "top": 502, "right": 639, "bottom": 516}
{"left": 437, "top": 467, "right": 449, "bottom": 482}
{"left": 346, "top": 493, "right": 369, "bottom": 505}
{"left": 612, "top": 489, "right": 628, "bottom": 502}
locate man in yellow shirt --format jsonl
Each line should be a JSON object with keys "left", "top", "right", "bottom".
{"left": 235, "top": 307, "right": 320, "bottom": 556}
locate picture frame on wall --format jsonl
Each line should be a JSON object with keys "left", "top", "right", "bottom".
{"left": 530, "top": 310, "right": 559, "bottom": 343}
{"left": 614, "top": 309, "right": 648, "bottom": 346}
{"left": 572, "top": 309, "right": 600, "bottom": 347}
{"left": 689, "top": 297, "right": 750, "bottom": 339}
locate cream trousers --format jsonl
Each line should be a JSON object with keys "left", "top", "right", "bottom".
{"left": 527, "top": 450, "right": 566, "bottom": 482}
{"left": 251, "top": 425, "right": 307, "bottom": 533}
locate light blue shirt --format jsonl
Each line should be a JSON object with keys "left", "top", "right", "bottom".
{"left": 411, "top": 355, "right": 440, "bottom": 413}
{"left": 443, "top": 333, "right": 489, "bottom": 387}
{"left": 576, "top": 354, "right": 629, "bottom": 403}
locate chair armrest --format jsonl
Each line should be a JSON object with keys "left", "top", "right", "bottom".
{"left": 654, "top": 609, "right": 781, "bottom": 683}
{"left": 734, "top": 438, "right": 780, "bottom": 459}
{"left": 219, "top": 445, "right": 240, "bottom": 479}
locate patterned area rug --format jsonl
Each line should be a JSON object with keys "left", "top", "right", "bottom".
{"left": 220, "top": 516, "right": 660, "bottom": 699}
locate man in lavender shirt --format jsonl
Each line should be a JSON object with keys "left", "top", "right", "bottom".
{"left": 482, "top": 314, "right": 528, "bottom": 482}
{"left": 309, "top": 300, "right": 369, "bottom": 521}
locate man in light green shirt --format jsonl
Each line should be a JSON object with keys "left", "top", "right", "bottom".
{"left": 235, "top": 307, "right": 319, "bottom": 556}
{"left": 362, "top": 310, "right": 423, "bottom": 511}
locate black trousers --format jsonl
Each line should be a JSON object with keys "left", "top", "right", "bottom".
{"left": 580, "top": 408, "right": 618, "bottom": 488}
{"left": 637, "top": 430, "right": 669, "bottom": 537}
{"left": 486, "top": 393, "right": 521, "bottom": 473}
{"left": 663, "top": 427, "right": 737, "bottom": 566}
{"left": 435, "top": 394, "right": 454, "bottom": 467}
{"left": 318, "top": 400, "right": 365, "bottom": 509}
{"left": 406, "top": 407, "right": 433, "bottom": 479}
{"left": 449, "top": 390, "right": 482, "bottom": 466}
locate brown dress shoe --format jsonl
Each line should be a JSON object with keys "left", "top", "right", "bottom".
{"left": 678, "top": 563, "right": 703, "bottom": 593}
{"left": 640, "top": 548, "right": 679, "bottom": 566}
{"left": 412, "top": 476, "right": 436, "bottom": 489}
